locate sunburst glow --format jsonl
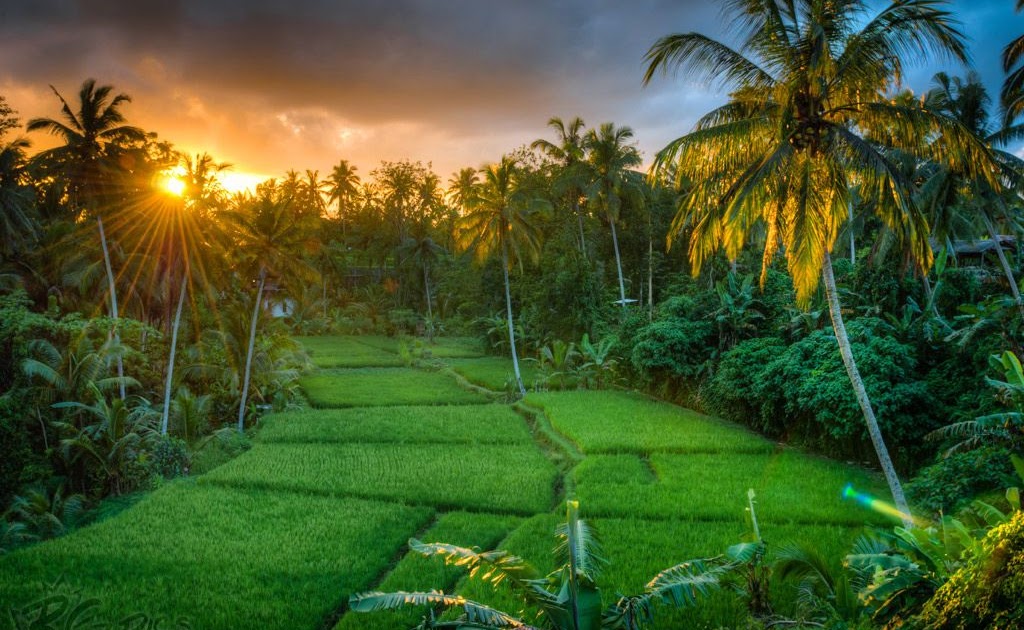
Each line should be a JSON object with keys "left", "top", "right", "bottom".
{"left": 158, "top": 166, "right": 187, "bottom": 197}
{"left": 842, "top": 484, "right": 921, "bottom": 526}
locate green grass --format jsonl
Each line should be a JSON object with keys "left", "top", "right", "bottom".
{"left": 0, "top": 483, "right": 432, "bottom": 630}
{"left": 525, "top": 390, "right": 773, "bottom": 455}
{"left": 571, "top": 452, "right": 891, "bottom": 525}
{"left": 335, "top": 511, "right": 521, "bottom": 630}
{"left": 204, "top": 442, "right": 558, "bottom": 514}
{"left": 447, "top": 357, "right": 542, "bottom": 392}
{"left": 455, "top": 511, "right": 863, "bottom": 629}
{"left": 296, "top": 335, "right": 404, "bottom": 368}
{"left": 259, "top": 405, "right": 533, "bottom": 446}
{"left": 416, "top": 337, "right": 486, "bottom": 358}
{"left": 301, "top": 368, "right": 491, "bottom": 407}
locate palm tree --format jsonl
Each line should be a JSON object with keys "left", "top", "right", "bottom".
{"left": 918, "top": 72, "right": 1024, "bottom": 310}
{"left": 226, "top": 186, "right": 319, "bottom": 431}
{"left": 27, "top": 79, "right": 146, "bottom": 400}
{"left": 1002, "top": 0, "right": 1024, "bottom": 127}
{"left": 447, "top": 167, "right": 478, "bottom": 213}
{"left": 583, "top": 123, "right": 643, "bottom": 314}
{"left": 458, "top": 156, "right": 547, "bottom": 397}
{"left": 0, "top": 136, "right": 38, "bottom": 259}
{"left": 531, "top": 116, "right": 590, "bottom": 254}
{"left": 643, "top": 0, "right": 997, "bottom": 523}
{"left": 395, "top": 235, "right": 446, "bottom": 332}
{"left": 327, "top": 159, "right": 360, "bottom": 228}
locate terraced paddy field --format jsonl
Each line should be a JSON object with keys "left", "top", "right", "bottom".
{"left": 0, "top": 335, "right": 899, "bottom": 629}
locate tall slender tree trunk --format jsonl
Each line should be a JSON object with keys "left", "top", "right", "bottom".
{"left": 573, "top": 197, "right": 587, "bottom": 256}
{"left": 423, "top": 262, "right": 434, "bottom": 342}
{"left": 238, "top": 268, "right": 267, "bottom": 432}
{"left": 161, "top": 272, "right": 188, "bottom": 435}
{"left": 848, "top": 200, "right": 856, "bottom": 265}
{"left": 822, "top": 252, "right": 912, "bottom": 526}
{"left": 648, "top": 231, "right": 654, "bottom": 321}
{"left": 609, "top": 216, "right": 627, "bottom": 315}
{"left": 97, "top": 216, "right": 125, "bottom": 401}
{"left": 501, "top": 239, "right": 526, "bottom": 397}
{"left": 981, "top": 213, "right": 1024, "bottom": 313}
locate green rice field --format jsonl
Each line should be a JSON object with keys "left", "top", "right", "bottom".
{"left": 0, "top": 335, "right": 899, "bottom": 629}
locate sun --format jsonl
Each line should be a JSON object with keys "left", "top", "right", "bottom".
{"left": 158, "top": 166, "right": 187, "bottom": 197}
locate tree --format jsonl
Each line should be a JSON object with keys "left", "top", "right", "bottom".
{"left": 532, "top": 116, "right": 590, "bottom": 254}
{"left": 0, "top": 137, "right": 38, "bottom": 260}
{"left": 1001, "top": 0, "right": 1024, "bottom": 127}
{"left": 395, "top": 235, "right": 446, "bottom": 334}
{"left": 583, "top": 122, "right": 643, "bottom": 314}
{"left": 918, "top": 72, "right": 1024, "bottom": 309}
{"left": 458, "top": 156, "right": 547, "bottom": 397}
{"left": 225, "top": 185, "right": 319, "bottom": 431}
{"left": 643, "top": 0, "right": 996, "bottom": 523}
{"left": 327, "top": 159, "right": 360, "bottom": 228}
{"left": 27, "top": 79, "right": 147, "bottom": 401}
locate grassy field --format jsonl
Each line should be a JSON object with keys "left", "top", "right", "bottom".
{"left": 335, "top": 511, "right": 521, "bottom": 630}
{"left": 296, "top": 335, "right": 404, "bottom": 368}
{"left": 258, "top": 404, "right": 534, "bottom": 445}
{"left": 524, "top": 390, "right": 773, "bottom": 454}
{"left": 446, "top": 356, "right": 542, "bottom": 391}
{"left": 0, "top": 335, "right": 896, "bottom": 629}
{"left": 0, "top": 483, "right": 432, "bottom": 630}
{"left": 204, "top": 442, "right": 558, "bottom": 513}
{"left": 301, "top": 368, "right": 491, "bottom": 407}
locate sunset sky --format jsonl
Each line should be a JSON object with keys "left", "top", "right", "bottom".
{"left": 1, "top": 0, "right": 1018, "bottom": 189}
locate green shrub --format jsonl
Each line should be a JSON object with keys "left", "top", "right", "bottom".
{"left": 147, "top": 436, "right": 191, "bottom": 479}
{"left": 705, "top": 337, "right": 789, "bottom": 436}
{"left": 907, "top": 447, "right": 1020, "bottom": 516}
{"left": 913, "top": 511, "right": 1024, "bottom": 629}
{"left": 630, "top": 318, "right": 715, "bottom": 382}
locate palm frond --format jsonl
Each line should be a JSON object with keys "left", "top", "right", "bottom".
{"left": 409, "top": 539, "right": 537, "bottom": 588}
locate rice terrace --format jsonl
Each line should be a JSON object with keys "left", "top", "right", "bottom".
{"left": 1, "top": 1, "right": 1024, "bottom": 628}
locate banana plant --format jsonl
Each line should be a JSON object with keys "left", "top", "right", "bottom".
{"left": 350, "top": 499, "right": 765, "bottom": 629}
{"left": 576, "top": 334, "right": 617, "bottom": 390}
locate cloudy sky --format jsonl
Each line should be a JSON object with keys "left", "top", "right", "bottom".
{"left": 0, "top": 0, "right": 1018, "bottom": 189}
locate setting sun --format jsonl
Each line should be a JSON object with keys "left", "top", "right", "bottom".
{"left": 158, "top": 166, "right": 186, "bottom": 197}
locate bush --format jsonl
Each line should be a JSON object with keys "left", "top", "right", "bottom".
{"left": 907, "top": 447, "right": 1021, "bottom": 516}
{"left": 148, "top": 436, "right": 192, "bottom": 479}
{"left": 913, "top": 511, "right": 1024, "bottom": 629}
{"left": 630, "top": 317, "right": 715, "bottom": 382}
{"left": 705, "top": 337, "right": 788, "bottom": 436}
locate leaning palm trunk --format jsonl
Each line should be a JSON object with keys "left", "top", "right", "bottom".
{"left": 573, "top": 197, "right": 587, "bottom": 255}
{"left": 238, "top": 268, "right": 267, "bottom": 432}
{"left": 822, "top": 252, "right": 912, "bottom": 526}
{"left": 609, "top": 217, "right": 627, "bottom": 314}
{"left": 980, "top": 212, "right": 1024, "bottom": 313}
{"left": 501, "top": 239, "right": 526, "bottom": 397}
{"left": 161, "top": 272, "right": 188, "bottom": 435}
{"left": 97, "top": 216, "right": 125, "bottom": 401}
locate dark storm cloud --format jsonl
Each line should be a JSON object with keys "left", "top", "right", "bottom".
{"left": 0, "top": 0, "right": 1017, "bottom": 177}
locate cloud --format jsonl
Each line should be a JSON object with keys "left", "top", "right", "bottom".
{"left": 0, "top": 0, "right": 1014, "bottom": 179}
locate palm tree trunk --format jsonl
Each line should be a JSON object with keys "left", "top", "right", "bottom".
{"left": 573, "top": 197, "right": 587, "bottom": 255}
{"left": 501, "top": 239, "right": 526, "bottom": 397}
{"left": 648, "top": 229, "right": 654, "bottom": 321}
{"left": 848, "top": 200, "right": 856, "bottom": 265}
{"left": 980, "top": 213, "right": 1023, "bottom": 311}
{"left": 161, "top": 272, "right": 188, "bottom": 435}
{"left": 97, "top": 216, "right": 125, "bottom": 401}
{"left": 423, "top": 263, "right": 433, "bottom": 321}
{"left": 609, "top": 217, "right": 627, "bottom": 314}
{"left": 822, "top": 251, "right": 912, "bottom": 526}
{"left": 238, "top": 268, "right": 267, "bottom": 432}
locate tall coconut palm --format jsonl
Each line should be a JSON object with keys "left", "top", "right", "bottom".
{"left": 226, "top": 187, "right": 319, "bottom": 431}
{"left": 1001, "top": 0, "right": 1024, "bottom": 127}
{"left": 327, "top": 159, "right": 360, "bottom": 227}
{"left": 28, "top": 79, "right": 146, "bottom": 400}
{"left": 458, "top": 156, "right": 548, "bottom": 396}
{"left": 918, "top": 72, "right": 1024, "bottom": 310}
{"left": 395, "top": 234, "right": 446, "bottom": 333}
{"left": 0, "top": 137, "right": 38, "bottom": 259}
{"left": 644, "top": 0, "right": 996, "bottom": 523}
{"left": 583, "top": 123, "right": 643, "bottom": 314}
{"left": 531, "top": 116, "right": 590, "bottom": 254}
